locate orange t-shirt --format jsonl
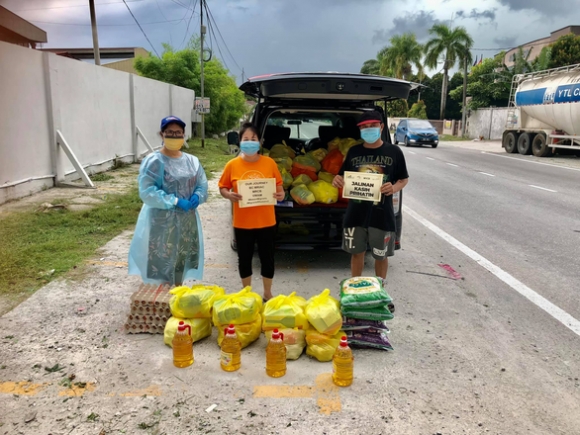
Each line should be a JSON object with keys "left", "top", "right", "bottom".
{"left": 218, "top": 155, "right": 283, "bottom": 229}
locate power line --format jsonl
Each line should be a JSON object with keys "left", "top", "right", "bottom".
{"left": 205, "top": 1, "right": 231, "bottom": 71}
{"left": 121, "top": 0, "right": 160, "bottom": 57}
{"left": 204, "top": 1, "right": 242, "bottom": 72}
{"left": 180, "top": 0, "right": 198, "bottom": 49}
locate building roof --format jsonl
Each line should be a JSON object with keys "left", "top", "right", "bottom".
{"left": 0, "top": 6, "right": 47, "bottom": 47}
{"left": 39, "top": 47, "right": 147, "bottom": 60}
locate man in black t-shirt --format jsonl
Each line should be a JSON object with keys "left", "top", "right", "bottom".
{"left": 332, "top": 110, "right": 409, "bottom": 281}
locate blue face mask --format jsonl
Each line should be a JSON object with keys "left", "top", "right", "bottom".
{"left": 240, "top": 140, "right": 260, "bottom": 156}
{"left": 360, "top": 127, "right": 382, "bottom": 144}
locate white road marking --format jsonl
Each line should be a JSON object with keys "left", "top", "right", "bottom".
{"left": 404, "top": 205, "right": 580, "bottom": 337}
{"left": 479, "top": 172, "right": 495, "bottom": 177}
{"left": 482, "top": 151, "right": 580, "bottom": 172}
{"left": 426, "top": 157, "right": 435, "bottom": 161}
{"left": 447, "top": 163, "right": 459, "bottom": 167}
{"left": 529, "top": 185, "right": 557, "bottom": 193}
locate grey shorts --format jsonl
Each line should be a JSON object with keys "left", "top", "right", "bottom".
{"left": 342, "top": 227, "right": 395, "bottom": 260}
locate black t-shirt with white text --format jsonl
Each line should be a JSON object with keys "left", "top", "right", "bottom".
{"left": 338, "top": 142, "right": 409, "bottom": 231}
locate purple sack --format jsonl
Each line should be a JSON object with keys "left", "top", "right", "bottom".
{"left": 341, "top": 317, "right": 390, "bottom": 332}
{"left": 346, "top": 329, "right": 393, "bottom": 351}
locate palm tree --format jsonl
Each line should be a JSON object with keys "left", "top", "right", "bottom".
{"left": 360, "top": 47, "right": 393, "bottom": 76}
{"left": 360, "top": 59, "right": 380, "bottom": 75}
{"left": 424, "top": 24, "right": 473, "bottom": 119}
{"left": 382, "top": 33, "right": 424, "bottom": 80}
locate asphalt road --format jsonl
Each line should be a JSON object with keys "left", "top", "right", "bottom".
{"left": 401, "top": 142, "right": 580, "bottom": 320}
{"left": 1, "top": 142, "right": 579, "bottom": 434}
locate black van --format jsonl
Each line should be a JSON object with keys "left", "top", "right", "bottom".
{"left": 227, "top": 72, "right": 418, "bottom": 250}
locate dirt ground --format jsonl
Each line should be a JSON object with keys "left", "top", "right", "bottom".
{"left": 1, "top": 144, "right": 579, "bottom": 435}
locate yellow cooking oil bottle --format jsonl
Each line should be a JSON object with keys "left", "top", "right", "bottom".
{"left": 332, "top": 336, "right": 354, "bottom": 387}
{"left": 172, "top": 321, "right": 193, "bottom": 368}
{"left": 220, "top": 324, "right": 241, "bottom": 372}
{"left": 266, "top": 329, "right": 287, "bottom": 377}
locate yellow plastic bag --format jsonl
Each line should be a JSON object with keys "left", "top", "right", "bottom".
{"left": 291, "top": 174, "right": 313, "bottom": 187}
{"left": 290, "top": 184, "right": 315, "bottom": 205}
{"left": 212, "top": 287, "right": 263, "bottom": 326}
{"left": 265, "top": 328, "right": 306, "bottom": 360}
{"left": 305, "top": 329, "right": 344, "bottom": 362}
{"left": 317, "top": 171, "right": 335, "bottom": 184}
{"left": 307, "top": 148, "right": 328, "bottom": 162}
{"left": 262, "top": 292, "right": 309, "bottom": 331}
{"left": 169, "top": 284, "right": 225, "bottom": 319}
{"left": 280, "top": 168, "right": 294, "bottom": 189}
{"left": 269, "top": 142, "right": 296, "bottom": 159}
{"left": 339, "top": 138, "right": 362, "bottom": 156}
{"left": 307, "top": 180, "right": 338, "bottom": 204}
{"left": 305, "top": 289, "right": 342, "bottom": 335}
{"left": 164, "top": 317, "right": 212, "bottom": 347}
{"left": 294, "top": 155, "right": 321, "bottom": 172}
{"left": 327, "top": 136, "right": 341, "bottom": 151}
{"left": 273, "top": 156, "right": 293, "bottom": 171}
{"left": 217, "top": 314, "right": 262, "bottom": 349}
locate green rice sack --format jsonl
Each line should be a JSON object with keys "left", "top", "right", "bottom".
{"left": 341, "top": 304, "right": 394, "bottom": 321}
{"left": 340, "top": 277, "right": 392, "bottom": 309}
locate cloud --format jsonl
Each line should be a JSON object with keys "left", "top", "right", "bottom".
{"left": 493, "top": 36, "right": 517, "bottom": 48}
{"left": 496, "top": 0, "right": 578, "bottom": 15}
{"left": 456, "top": 8, "right": 496, "bottom": 21}
{"left": 372, "top": 10, "right": 441, "bottom": 44}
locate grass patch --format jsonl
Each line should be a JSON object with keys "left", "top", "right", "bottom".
{"left": 185, "top": 137, "right": 234, "bottom": 179}
{"left": 440, "top": 134, "right": 468, "bottom": 142}
{"left": 0, "top": 188, "right": 142, "bottom": 299}
{"left": 89, "top": 172, "right": 114, "bottom": 182}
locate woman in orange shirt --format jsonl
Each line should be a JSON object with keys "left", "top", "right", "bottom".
{"left": 219, "top": 123, "right": 285, "bottom": 301}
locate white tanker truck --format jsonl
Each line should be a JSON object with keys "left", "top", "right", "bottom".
{"left": 502, "top": 64, "right": 580, "bottom": 157}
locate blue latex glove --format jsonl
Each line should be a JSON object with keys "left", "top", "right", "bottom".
{"left": 189, "top": 194, "right": 200, "bottom": 209}
{"left": 176, "top": 198, "right": 193, "bottom": 212}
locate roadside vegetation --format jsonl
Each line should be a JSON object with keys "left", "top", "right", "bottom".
{"left": 0, "top": 138, "right": 232, "bottom": 313}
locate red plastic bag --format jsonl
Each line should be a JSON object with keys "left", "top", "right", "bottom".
{"left": 291, "top": 163, "right": 318, "bottom": 182}
{"left": 321, "top": 149, "right": 344, "bottom": 175}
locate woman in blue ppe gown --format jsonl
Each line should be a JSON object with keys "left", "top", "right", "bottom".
{"left": 128, "top": 116, "right": 208, "bottom": 285}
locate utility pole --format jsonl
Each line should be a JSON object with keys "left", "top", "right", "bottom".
{"left": 241, "top": 68, "right": 245, "bottom": 83}
{"left": 200, "top": 0, "right": 206, "bottom": 148}
{"left": 89, "top": 0, "right": 101, "bottom": 65}
{"left": 461, "top": 55, "right": 468, "bottom": 137}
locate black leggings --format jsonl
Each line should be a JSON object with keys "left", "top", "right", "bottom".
{"left": 234, "top": 226, "right": 277, "bottom": 279}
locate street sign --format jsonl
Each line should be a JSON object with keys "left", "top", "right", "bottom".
{"left": 194, "top": 97, "right": 210, "bottom": 114}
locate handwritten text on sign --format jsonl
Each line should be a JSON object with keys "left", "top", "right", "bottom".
{"left": 238, "top": 178, "right": 277, "bottom": 208}
{"left": 342, "top": 171, "right": 383, "bottom": 202}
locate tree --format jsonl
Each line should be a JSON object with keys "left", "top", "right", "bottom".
{"left": 548, "top": 34, "right": 580, "bottom": 69}
{"left": 449, "top": 55, "right": 510, "bottom": 109}
{"left": 360, "top": 59, "right": 380, "bottom": 75}
{"left": 532, "top": 46, "right": 552, "bottom": 71}
{"left": 387, "top": 99, "right": 409, "bottom": 117}
{"left": 408, "top": 100, "right": 427, "bottom": 119}
{"left": 424, "top": 24, "right": 473, "bottom": 119}
{"left": 382, "top": 33, "right": 424, "bottom": 80}
{"left": 134, "top": 44, "right": 246, "bottom": 134}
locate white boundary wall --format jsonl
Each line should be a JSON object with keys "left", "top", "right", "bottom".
{"left": 0, "top": 41, "right": 194, "bottom": 204}
{"left": 466, "top": 107, "right": 509, "bottom": 140}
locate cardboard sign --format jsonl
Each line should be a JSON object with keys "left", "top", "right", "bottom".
{"left": 342, "top": 171, "right": 383, "bottom": 202}
{"left": 237, "top": 178, "right": 277, "bottom": 208}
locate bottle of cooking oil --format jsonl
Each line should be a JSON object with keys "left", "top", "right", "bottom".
{"left": 332, "top": 336, "right": 353, "bottom": 387}
{"left": 220, "top": 324, "right": 241, "bottom": 372}
{"left": 172, "top": 321, "right": 193, "bottom": 368}
{"left": 266, "top": 329, "right": 286, "bottom": 378}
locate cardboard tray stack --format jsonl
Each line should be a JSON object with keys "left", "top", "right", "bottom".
{"left": 125, "top": 284, "right": 173, "bottom": 334}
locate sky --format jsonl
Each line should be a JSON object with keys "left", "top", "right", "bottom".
{"left": 3, "top": 0, "right": 580, "bottom": 84}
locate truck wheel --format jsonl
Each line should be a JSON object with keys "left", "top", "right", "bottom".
{"left": 531, "top": 134, "right": 552, "bottom": 157}
{"left": 503, "top": 132, "right": 518, "bottom": 153}
{"left": 517, "top": 133, "right": 532, "bottom": 155}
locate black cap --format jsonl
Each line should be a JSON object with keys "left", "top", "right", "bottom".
{"left": 357, "top": 110, "right": 384, "bottom": 126}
